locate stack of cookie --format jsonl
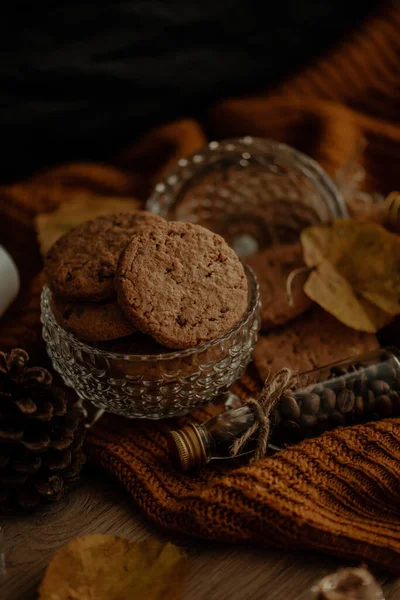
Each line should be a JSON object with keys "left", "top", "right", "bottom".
{"left": 45, "top": 211, "right": 249, "bottom": 352}
{"left": 45, "top": 211, "right": 164, "bottom": 345}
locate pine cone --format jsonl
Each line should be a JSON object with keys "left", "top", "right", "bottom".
{"left": 0, "top": 349, "right": 86, "bottom": 511}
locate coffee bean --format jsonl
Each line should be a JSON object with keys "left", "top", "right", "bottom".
{"left": 370, "top": 379, "right": 390, "bottom": 396}
{"left": 388, "top": 390, "right": 400, "bottom": 412}
{"left": 330, "top": 411, "right": 345, "bottom": 426}
{"left": 364, "top": 390, "right": 376, "bottom": 411}
{"left": 312, "top": 383, "right": 325, "bottom": 394}
{"left": 337, "top": 389, "right": 355, "bottom": 413}
{"left": 377, "top": 363, "right": 396, "bottom": 383}
{"left": 302, "top": 393, "right": 321, "bottom": 415}
{"left": 299, "top": 413, "right": 318, "bottom": 429}
{"left": 366, "top": 365, "right": 379, "bottom": 380}
{"left": 394, "top": 370, "right": 400, "bottom": 390}
{"left": 330, "top": 366, "right": 347, "bottom": 377}
{"left": 287, "top": 419, "right": 301, "bottom": 429}
{"left": 317, "top": 411, "right": 329, "bottom": 422}
{"left": 272, "top": 411, "right": 281, "bottom": 427}
{"left": 355, "top": 395, "right": 364, "bottom": 415}
{"left": 353, "top": 373, "right": 368, "bottom": 396}
{"left": 279, "top": 395, "right": 301, "bottom": 421}
{"left": 354, "top": 361, "right": 368, "bottom": 370}
{"left": 327, "top": 377, "right": 346, "bottom": 393}
{"left": 315, "top": 412, "right": 330, "bottom": 435}
{"left": 283, "top": 420, "right": 301, "bottom": 434}
{"left": 345, "top": 376, "right": 358, "bottom": 392}
{"left": 320, "top": 388, "right": 336, "bottom": 413}
{"left": 376, "top": 395, "right": 392, "bottom": 417}
{"left": 280, "top": 420, "right": 301, "bottom": 444}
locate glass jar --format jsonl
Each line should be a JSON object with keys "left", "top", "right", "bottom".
{"left": 40, "top": 265, "right": 260, "bottom": 420}
{"left": 146, "top": 138, "right": 348, "bottom": 259}
{"left": 169, "top": 347, "right": 400, "bottom": 469}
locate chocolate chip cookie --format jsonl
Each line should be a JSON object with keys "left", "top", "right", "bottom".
{"left": 45, "top": 211, "right": 164, "bottom": 301}
{"left": 247, "top": 243, "right": 312, "bottom": 330}
{"left": 117, "top": 221, "right": 248, "bottom": 349}
{"left": 253, "top": 306, "right": 378, "bottom": 380}
{"left": 51, "top": 296, "right": 136, "bottom": 342}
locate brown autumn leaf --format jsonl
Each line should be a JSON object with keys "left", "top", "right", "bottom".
{"left": 300, "top": 220, "right": 400, "bottom": 333}
{"left": 35, "top": 195, "right": 142, "bottom": 256}
{"left": 38, "top": 534, "right": 188, "bottom": 600}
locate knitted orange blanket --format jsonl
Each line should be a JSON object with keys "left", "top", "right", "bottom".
{"left": 1, "top": 2, "right": 400, "bottom": 573}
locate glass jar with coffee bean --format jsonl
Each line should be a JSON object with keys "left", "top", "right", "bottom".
{"left": 272, "top": 347, "right": 400, "bottom": 447}
{"left": 169, "top": 347, "right": 400, "bottom": 470}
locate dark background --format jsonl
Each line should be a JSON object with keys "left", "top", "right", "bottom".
{"left": 0, "top": 1, "right": 382, "bottom": 181}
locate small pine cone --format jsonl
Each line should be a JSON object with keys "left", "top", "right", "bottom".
{"left": 0, "top": 349, "right": 86, "bottom": 512}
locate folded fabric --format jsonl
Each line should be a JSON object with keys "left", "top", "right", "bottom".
{"left": 86, "top": 408, "right": 400, "bottom": 575}
{"left": 0, "top": 1, "right": 400, "bottom": 573}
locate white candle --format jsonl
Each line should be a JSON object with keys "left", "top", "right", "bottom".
{"left": 0, "top": 246, "right": 20, "bottom": 317}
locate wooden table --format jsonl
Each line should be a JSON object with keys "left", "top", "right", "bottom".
{"left": 2, "top": 470, "right": 400, "bottom": 600}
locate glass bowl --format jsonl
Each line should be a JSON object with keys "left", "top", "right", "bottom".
{"left": 40, "top": 266, "right": 260, "bottom": 419}
{"left": 146, "top": 137, "right": 348, "bottom": 259}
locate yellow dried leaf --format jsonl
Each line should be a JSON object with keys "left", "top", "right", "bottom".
{"left": 301, "top": 220, "right": 400, "bottom": 333}
{"left": 35, "top": 195, "right": 141, "bottom": 256}
{"left": 38, "top": 534, "right": 188, "bottom": 600}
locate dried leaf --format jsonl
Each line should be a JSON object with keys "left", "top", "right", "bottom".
{"left": 301, "top": 220, "right": 400, "bottom": 333}
{"left": 35, "top": 195, "right": 141, "bottom": 255}
{"left": 38, "top": 534, "right": 188, "bottom": 600}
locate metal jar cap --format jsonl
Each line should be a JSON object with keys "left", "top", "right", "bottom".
{"left": 168, "top": 423, "right": 207, "bottom": 471}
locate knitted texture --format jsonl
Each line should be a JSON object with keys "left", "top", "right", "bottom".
{"left": 88, "top": 410, "right": 400, "bottom": 574}
{"left": 1, "top": 2, "right": 400, "bottom": 573}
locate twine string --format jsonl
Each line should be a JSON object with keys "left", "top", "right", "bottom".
{"left": 230, "top": 368, "right": 299, "bottom": 460}
{"left": 286, "top": 266, "right": 312, "bottom": 307}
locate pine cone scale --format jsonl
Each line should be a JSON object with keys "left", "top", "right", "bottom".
{"left": 44, "top": 449, "right": 72, "bottom": 471}
{"left": 32, "top": 401, "right": 54, "bottom": 421}
{"left": 0, "top": 427, "right": 24, "bottom": 441}
{"left": 0, "top": 349, "right": 86, "bottom": 512}
{"left": 0, "top": 471, "right": 28, "bottom": 486}
{"left": 63, "top": 452, "right": 86, "bottom": 478}
{"left": 35, "top": 474, "right": 64, "bottom": 497}
{"left": 50, "top": 429, "right": 75, "bottom": 451}
{"left": 22, "top": 367, "right": 52, "bottom": 387}
{"left": 21, "top": 433, "right": 51, "bottom": 452}
{"left": 15, "top": 397, "right": 37, "bottom": 415}
{"left": 49, "top": 388, "right": 68, "bottom": 416}
{"left": 13, "top": 455, "right": 42, "bottom": 474}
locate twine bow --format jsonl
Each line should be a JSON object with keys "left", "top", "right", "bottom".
{"left": 230, "top": 368, "right": 299, "bottom": 460}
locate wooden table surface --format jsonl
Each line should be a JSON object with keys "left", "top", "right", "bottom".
{"left": 2, "top": 470, "right": 400, "bottom": 600}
